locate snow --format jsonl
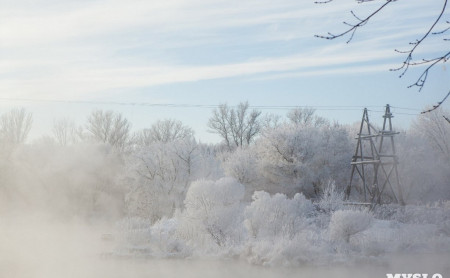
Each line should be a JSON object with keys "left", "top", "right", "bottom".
{"left": 115, "top": 179, "right": 450, "bottom": 266}
{"left": 1, "top": 108, "right": 449, "bottom": 275}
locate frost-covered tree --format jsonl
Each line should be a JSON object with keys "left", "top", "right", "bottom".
{"left": 0, "top": 108, "right": 32, "bottom": 145}
{"left": 396, "top": 109, "right": 450, "bottom": 202}
{"left": 255, "top": 122, "right": 351, "bottom": 197}
{"left": 127, "top": 120, "right": 200, "bottom": 218}
{"left": 86, "top": 110, "right": 131, "bottom": 151}
{"left": 52, "top": 118, "right": 84, "bottom": 146}
{"left": 287, "top": 107, "right": 328, "bottom": 127}
{"left": 124, "top": 138, "right": 222, "bottom": 222}
{"left": 208, "top": 102, "right": 261, "bottom": 150}
{"left": 126, "top": 142, "right": 190, "bottom": 221}
{"left": 261, "top": 113, "right": 282, "bottom": 131}
{"left": 133, "top": 119, "right": 194, "bottom": 146}
{"left": 412, "top": 108, "right": 450, "bottom": 160}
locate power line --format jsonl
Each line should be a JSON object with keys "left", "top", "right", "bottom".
{"left": 0, "top": 97, "right": 421, "bottom": 115}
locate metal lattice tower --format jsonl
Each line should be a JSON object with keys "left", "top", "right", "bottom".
{"left": 345, "top": 104, "right": 405, "bottom": 206}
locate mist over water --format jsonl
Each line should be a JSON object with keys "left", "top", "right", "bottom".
{"left": 0, "top": 108, "right": 449, "bottom": 278}
{"left": 1, "top": 210, "right": 449, "bottom": 278}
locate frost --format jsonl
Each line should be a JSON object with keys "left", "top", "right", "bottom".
{"left": 329, "top": 209, "right": 373, "bottom": 243}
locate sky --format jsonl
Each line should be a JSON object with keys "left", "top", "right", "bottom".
{"left": 0, "top": 0, "right": 449, "bottom": 142}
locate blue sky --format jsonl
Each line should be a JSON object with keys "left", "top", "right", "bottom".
{"left": 0, "top": 0, "right": 448, "bottom": 142}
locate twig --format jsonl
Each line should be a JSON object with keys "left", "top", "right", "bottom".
{"left": 314, "top": 0, "right": 395, "bottom": 43}
{"left": 443, "top": 115, "right": 450, "bottom": 123}
{"left": 391, "top": 0, "right": 448, "bottom": 79}
{"left": 421, "top": 91, "right": 450, "bottom": 114}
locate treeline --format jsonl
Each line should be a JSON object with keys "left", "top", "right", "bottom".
{"left": 0, "top": 104, "right": 449, "bottom": 221}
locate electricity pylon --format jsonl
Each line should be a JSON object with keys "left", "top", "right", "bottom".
{"left": 345, "top": 104, "right": 404, "bottom": 206}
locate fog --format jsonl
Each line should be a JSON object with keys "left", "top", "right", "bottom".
{"left": 0, "top": 108, "right": 449, "bottom": 277}
{"left": 2, "top": 213, "right": 448, "bottom": 278}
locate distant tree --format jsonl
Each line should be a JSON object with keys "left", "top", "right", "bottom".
{"left": 86, "top": 110, "right": 131, "bottom": 151}
{"left": 316, "top": 0, "right": 450, "bottom": 110}
{"left": 0, "top": 108, "right": 33, "bottom": 145}
{"left": 133, "top": 119, "right": 194, "bottom": 146}
{"left": 52, "top": 118, "right": 83, "bottom": 146}
{"left": 208, "top": 101, "right": 262, "bottom": 150}
{"left": 396, "top": 130, "right": 450, "bottom": 203}
{"left": 287, "top": 107, "right": 328, "bottom": 127}
{"left": 260, "top": 113, "right": 282, "bottom": 131}
{"left": 412, "top": 108, "right": 450, "bottom": 160}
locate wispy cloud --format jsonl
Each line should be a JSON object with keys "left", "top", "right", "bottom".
{"left": 0, "top": 0, "right": 444, "bottom": 101}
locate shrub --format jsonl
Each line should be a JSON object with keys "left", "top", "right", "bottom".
{"left": 329, "top": 209, "right": 373, "bottom": 243}
{"left": 183, "top": 177, "right": 245, "bottom": 247}
{"left": 244, "top": 191, "right": 314, "bottom": 239}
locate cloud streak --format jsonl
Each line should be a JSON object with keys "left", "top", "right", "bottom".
{"left": 0, "top": 0, "right": 445, "bottom": 100}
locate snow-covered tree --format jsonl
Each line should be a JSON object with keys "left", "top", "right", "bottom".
{"left": 126, "top": 141, "right": 192, "bottom": 221}
{"left": 133, "top": 119, "right": 194, "bottom": 146}
{"left": 287, "top": 107, "right": 328, "bottom": 128}
{"left": 255, "top": 122, "right": 351, "bottom": 197}
{"left": 86, "top": 110, "right": 131, "bottom": 151}
{"left": 396, "top": 110, "right": 450, "bottom": 203}
{"left": 52, "top": 117, "right": 84, "bottom": 146}
{"left": 208, "top": 101, "right": 262, "bottom": 150}
{"left": 0, "top": 108, "right": 32, "bottom": 145}
{"left": 412, "top": 108, "right": 450, "bottom": 160}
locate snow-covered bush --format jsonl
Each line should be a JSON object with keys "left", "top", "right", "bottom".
{"left": 182, "top": 177, "right": 245, "bottom": 247}
{"left": 115, "top": 216, "right": 191, "bottom": 258}
{"left": 329, "top": 209, "right": 373, "bottom": 243}
{"left": 393, "top": 203, "right": 450, "bottom": 225}
{"left": 317, "top": 180, "right": 344, "bottom": 213}
{"left": 244, "top": 191, "right": 314, "bottom": 240}
{"left": 150, "top": 217, "right": 191, "bottom": 258}
{"left": 243, "top": 231, "right": 325, "bottom": 267}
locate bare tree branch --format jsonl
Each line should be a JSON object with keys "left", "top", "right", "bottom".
{"left": 444, "top": 115, "right": 450, "bottom": 123}
{"left": 421, "top": 91, "right": 450, "bottom": 114}
{"left": 315, "top": 0, "right": 395, "bottom": 43}
{"left": 391, "top": 0, "right": 448, "bottom": 83}
{"left": 316, "top": 0, "right": 450, "bottom": 113}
